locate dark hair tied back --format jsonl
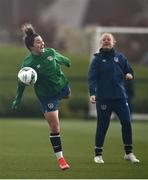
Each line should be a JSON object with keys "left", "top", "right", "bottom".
{"left": 21, "top": 23, "right": 39, "bottom": 50}
{"left": 22, "top": 23, "right": 36, "bottom": 36}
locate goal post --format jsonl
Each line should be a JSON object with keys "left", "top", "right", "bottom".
{"left": 88, "top": 26, "right": 148, "bottom": 118}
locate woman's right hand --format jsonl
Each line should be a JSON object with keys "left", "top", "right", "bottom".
{"left": 90, "top": 95, "right": 96, "bottom": 104}
{"left": 11, "top": 99, "right": 20, "bottom": 110}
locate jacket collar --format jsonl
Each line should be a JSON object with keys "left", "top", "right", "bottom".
{"left": 94, "top": 48, "right": 115, "bottom": 58}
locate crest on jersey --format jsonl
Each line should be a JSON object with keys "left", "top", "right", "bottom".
{"left": 36, "top": 64, "right": 41, "bottom": 69}
{"left": 47, "top": 56, "right": 53, "bottom": 61}
{"left": 114, "top": 57, "right": 119, "bottom": 62}
{"left": 48, "top": 103, "right": 54, "bottom": 109}
{"left": 101, "top": 104, "right": 107, "bottom": 110}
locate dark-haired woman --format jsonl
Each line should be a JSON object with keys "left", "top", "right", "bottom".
{"left": 12, "top": 24, "right": 71, "bottom": 170}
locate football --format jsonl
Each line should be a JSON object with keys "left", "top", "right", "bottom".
{"left": 18, "top": 67, "right": 37, "bottom": 85}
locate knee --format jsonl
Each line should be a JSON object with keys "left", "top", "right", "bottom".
{"left": 51, "top": 125, "right": 60, "bottom": 134}
{"left": 44, "top": 111, "right": 60, "bottom": 133}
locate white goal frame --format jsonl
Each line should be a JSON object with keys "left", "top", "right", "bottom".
{"left": 89, "top": 26, "right": 148, "bottom": 118}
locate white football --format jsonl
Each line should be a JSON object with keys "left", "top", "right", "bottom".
{"left": 18, "top": 67, "right": 37, "bottom": 85}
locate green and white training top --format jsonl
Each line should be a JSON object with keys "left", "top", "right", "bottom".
{"left": 15, "top": 48, "right": 71, "bottom": 101}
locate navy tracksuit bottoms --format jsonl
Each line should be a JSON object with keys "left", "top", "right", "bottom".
{"left": 95, "top": 99, "right": 132, "bottom": 148}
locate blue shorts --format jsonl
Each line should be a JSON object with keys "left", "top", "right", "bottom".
{"left": 38, "top": 84, "right": 71, "bottom": 113}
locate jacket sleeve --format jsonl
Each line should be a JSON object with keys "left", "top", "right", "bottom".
{"left": 88, "top": 57, "right": 97, "bottom": 96}
{"left": 53, "top": 49, "right": 71, "bottom": 67}
{"left": 123, "top": 56, "right": 134, "bottom": 78}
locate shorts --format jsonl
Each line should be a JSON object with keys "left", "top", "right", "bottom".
{"left": 38, "top": 84, "right": 71, "bottom": 113}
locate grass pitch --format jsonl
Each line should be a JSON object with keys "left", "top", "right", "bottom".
{"left": 0, "top": 118, "right": 148, "bottom": 179}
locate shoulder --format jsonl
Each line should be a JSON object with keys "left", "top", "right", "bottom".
{"left": 44, "top": 48, "right": 56, "bottom": 54}
{"left": 42, "top": 48, "right": 57, "bottom": 59}
{"left": 94, "top": 52, "right": 100, "bottom": 57}
{"left": 89, "top": 53, "right": 101, "bottom": 67}
{"left": 115, "top": 51, "right": 126, "bottom": 59}
{"left": 21, "top": 54, "right": 32, "bottom": 67}
{"left": 92, "top": 53, "right": 101, "bottom": 62}
{"left": 115, "top": 51, "right": 128, "bottom": 62}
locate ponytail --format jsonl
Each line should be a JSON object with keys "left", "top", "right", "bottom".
{"left": 21, "top": 23, "right": 39, "bottom": 50}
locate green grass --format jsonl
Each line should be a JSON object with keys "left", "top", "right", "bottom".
{"left": 0, "top": 118, "right": 148, "bottom": 179}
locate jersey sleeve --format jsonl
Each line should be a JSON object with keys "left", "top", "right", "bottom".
{"left": 88, "top": 57, "right": 97, "bottom": 96}
{"left": 14, "top": 60, "right": 27, "bottom": 102}
{"left": 52, "top": 49, "right": 71, "bottom": 67}
{"left": 14, "top": 82, "right": 26, "bottom": 102}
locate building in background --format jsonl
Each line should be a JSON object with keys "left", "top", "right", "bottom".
{"left": 0, "top": 0, "right": 148, "bottom": 42}
{"left": 0, "top": 0, "right": 148, "bottom": 56}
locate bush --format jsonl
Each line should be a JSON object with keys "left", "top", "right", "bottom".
{"left": 133, "top": 98, "right": 148, "bottom": 113}
{"left": 68, "top": 97, "right": 88, "bottom": 118}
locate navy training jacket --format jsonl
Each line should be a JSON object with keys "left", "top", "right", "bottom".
{"left": 88, "top": 48, "right": 134, "bottom": 100}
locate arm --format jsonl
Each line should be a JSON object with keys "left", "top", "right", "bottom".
{"left": 12, "top": 60, "right": 27, "bottom": 110}
{"left": 53, "top": 49, "right": 71, "bottom": 67}
{"left": 123, "top": 55, "right": 134, "bottom": 80}
{"left": 12, "top": 82, "right": 26, "bottom": 110}
{"left": 88, "top": 57, "right": 97, "bottom": 103}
